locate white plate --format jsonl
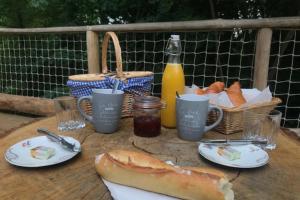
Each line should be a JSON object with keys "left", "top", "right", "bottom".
{"left": 4, "top": 136, "right": 81, "bottom": 167}
{"left": 198, "top": 143, "right": 269, "bottom": 168}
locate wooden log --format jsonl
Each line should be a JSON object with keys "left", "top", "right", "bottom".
{"left": 253, "top": 28, "right": 273, "bottom": 90}
{"left": 0, "top": 17, "right": 299, "bottom": 34}
{"left": 86, "top": 31, "right": 100, "bottom": 74}
{"left": 0, "top": 93, "right": 55, "bottom": 116}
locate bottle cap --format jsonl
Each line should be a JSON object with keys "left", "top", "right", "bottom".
{"left": 171, "top": 35, "right": 180, "bottom": 40}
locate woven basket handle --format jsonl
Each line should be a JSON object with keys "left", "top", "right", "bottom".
{"left": 101, "top": 32, "right": 123, "bottom": 78}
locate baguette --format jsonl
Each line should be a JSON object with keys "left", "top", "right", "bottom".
{"left": 95, "top": 150, "right": 234, "bottom": 200}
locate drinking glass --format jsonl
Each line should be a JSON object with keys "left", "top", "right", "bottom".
{"left": 243, "top": 109, "right": 282, "bottom": 150}
{"left": 54, "top": 96, "right": 85, "bottom": 131}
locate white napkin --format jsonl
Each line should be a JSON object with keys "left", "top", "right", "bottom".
{"left": 209, "top": 92, "right": 233, "bottom": 108}
{"left": 96, "top": 154, "right": 179, "bottom": 200}
{"left": 240, "top": 87, "right": 273, "bottom": 108}
{"left": 185, "top": 85, "right": 273, "bottom": 108}
{"left": 184, "top": 84, "right": 199, "bottom": 94}
{"left": 241, "top": 88, "right": 261, "bottom": 101}
{"left": 102, "top": 179, "right": 179, "bottom": 200}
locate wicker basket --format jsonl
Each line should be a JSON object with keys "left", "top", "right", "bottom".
{"left": 208, "top": 97, "right": 281, "bottom": 134}
{"left": 67, "top": 32, "right": 153, "bottom": 117}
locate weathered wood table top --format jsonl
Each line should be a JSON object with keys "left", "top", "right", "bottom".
{"left": 0, "top": 117, "right": 299, "bottom": 200}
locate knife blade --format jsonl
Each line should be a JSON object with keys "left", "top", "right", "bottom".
{"left": 199, "top": 139, "right": 268, "bottom": 145}
{"left": 37, "top": 128, "right": 80, "bottom": 152}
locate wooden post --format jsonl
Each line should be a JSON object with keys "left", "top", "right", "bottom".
{"left": 253, "top": 28, "right": 273, "bottom": 90}
{"left": 86, "top": 31, "right": 100, "bottom": 73}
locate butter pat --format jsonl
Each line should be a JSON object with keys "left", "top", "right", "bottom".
{"left": 31, "top": 146, "right": 56, "bottom": 160}
{"left": 217, "top": 146, "right": 241, "bottom": 161}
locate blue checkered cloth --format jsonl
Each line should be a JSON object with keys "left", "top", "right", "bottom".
{"left": 67, "top": 76, "right": 153, "bottom": 98}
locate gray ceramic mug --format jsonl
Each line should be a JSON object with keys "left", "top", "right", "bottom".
{"left": 176, "top": 94, "right": 223, "bottom": 141}
{"left": 77, "top": 89, "right": 124, "bottom": 133}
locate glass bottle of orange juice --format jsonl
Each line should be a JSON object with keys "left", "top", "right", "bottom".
{"left": 161, "top": 35, "right": 185, "bottom": 128}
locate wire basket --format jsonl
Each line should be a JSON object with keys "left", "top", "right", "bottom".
{"left": 67, "top": 32, "right": 153, "bottom": 117}
{"left": 208, "top": 97, "right": 282, "bottom": 134}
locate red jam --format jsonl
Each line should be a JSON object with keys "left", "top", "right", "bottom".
{"left": 134, "top": 115, "right": 161, "bottom": 137}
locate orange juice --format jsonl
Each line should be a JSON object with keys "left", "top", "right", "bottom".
{"left": 161, "top": 63, "right": 185, "bottom": 128}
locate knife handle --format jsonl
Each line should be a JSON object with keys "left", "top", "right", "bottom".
{"left": 37, "top": 128, "right": 62, "bottom": 142}
{"left": 37, "top": 128, "right": 80, "bottom": 152}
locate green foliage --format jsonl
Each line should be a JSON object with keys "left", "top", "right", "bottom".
{"left": 0, "top": 0, "right": 212, "bottom": 27}
{"left": 0, "top": 0, "right": 299, "bottom": 28}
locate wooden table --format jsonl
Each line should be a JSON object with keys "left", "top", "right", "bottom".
{"left": 0, "top": 117, "right": 299, "bottom": 200}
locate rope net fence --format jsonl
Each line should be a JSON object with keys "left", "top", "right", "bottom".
{"left": 111, "top": 31, "right": 256, "bottom": 96}
{"left": 0, "top": 33, "right": 87, "bottom": 98}
{"left": 0, "top": 30, "right": 299, "bottom": 128}
{"left": 269, "top": 30, "right": 300, "bottom": 128}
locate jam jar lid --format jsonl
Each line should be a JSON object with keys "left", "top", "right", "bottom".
{"left": 133, "top": 96, "right": 163, "bottom": 109}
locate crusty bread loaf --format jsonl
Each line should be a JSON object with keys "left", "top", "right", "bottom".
{"left": 95, "top": 150, "right": 234, "bottom": 200}
{"left": 226, "top": 81, "right": 246, "bottom": 107}
{"left": 206, "top": 81, "right": 225, "bottom": 94}
{"left": 194, "top": 81, "right": 225, "bottom": 95}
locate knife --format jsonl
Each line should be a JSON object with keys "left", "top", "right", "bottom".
{"left": 199, "top": 139, "right": 268, "bottom": 145}
{"left": 37, "top": 128, "right": 81, "bottom": 152}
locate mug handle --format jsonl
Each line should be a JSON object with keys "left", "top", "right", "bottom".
{"left": 77, "top": 96, "right": 93, "bottom": 122}
{"left": 204, "top": 105, "right": 223, "bottom": 132}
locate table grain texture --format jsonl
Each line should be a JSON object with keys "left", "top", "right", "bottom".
{"left": 0, "top": 117, "right": 299, "bottom": 200}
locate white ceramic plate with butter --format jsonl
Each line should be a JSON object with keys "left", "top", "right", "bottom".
{"left": 198, "top": 143, "right": 269, "bottom": 168}
{"left": 4, "top": 136, "right": 80, "bottom": 167}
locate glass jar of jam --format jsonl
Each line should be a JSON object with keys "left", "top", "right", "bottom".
{"left": 133, "top": 96, "right": 164, "bottom": 137}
